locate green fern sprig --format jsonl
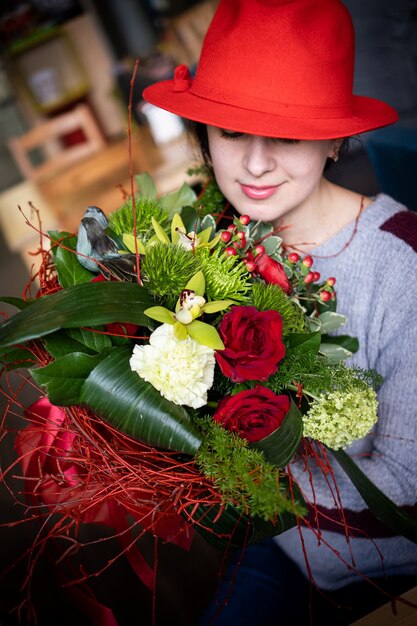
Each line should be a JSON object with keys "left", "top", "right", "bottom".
{"left": 195, "top": 416, "right": 305, "bottom": 521}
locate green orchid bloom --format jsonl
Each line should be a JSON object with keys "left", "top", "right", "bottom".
{"left": 144, "top": 271, "right": 233, "bottom": 350}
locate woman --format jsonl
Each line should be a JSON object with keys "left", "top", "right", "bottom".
{"left": 143, "top": 0, "right": 417, "bottom": 623}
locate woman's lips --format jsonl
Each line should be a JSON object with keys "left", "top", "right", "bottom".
{"left": 240, "top": 183, "right": 279, "bottom": 200}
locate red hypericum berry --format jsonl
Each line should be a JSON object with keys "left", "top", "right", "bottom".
{"left": 304, "top": 271, "right": 314, "bottom": 284}
{"left": 327, "top": 277, "right": 336, "bottom": 286}
{"left": 239, "top": 215, "right": 251, "bottom": 225}
{"left": 225, "top": 246, "right": 237, "bottom": 256}
{"left": 288, "top": 253, "right": 300, "bottom": 263}
{"left": 302, "top": 255, "right": 313, "bottom": 268}
{"left": 244, "top": 250, "right": 254, "bottom": 261}
{"left": 255, "top": 245, "right": 265, "bottom": 255}
{"left": 227, "top": 224, "right": 237, "bottom": 232}
{"left": 236, "top": 230, "right": 246, "bottom": 239}
{"left": 235, "top": 236, "right": 247, "bottom": 248}
{"left": 320, "top": 290, "right": 332, "bottom": 302}
{"left": 312, "top": 271, "right": 321, "bottom": 282}
{"left": 245, "top": 261, "right": 256, "bottom": 272}
{"left": 220, "top": 231, "right": 232, "bottom": 243}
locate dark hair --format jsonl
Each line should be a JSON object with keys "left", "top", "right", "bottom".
{"left": 185, "top": 119, "right": 351, "bottom": 171}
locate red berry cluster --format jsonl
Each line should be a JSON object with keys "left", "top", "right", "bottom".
{"left": 286, "top": 253, "right": 336, "bottom": 301}
{"left": 220, "top": 215, "right": 254, "bottom": 269}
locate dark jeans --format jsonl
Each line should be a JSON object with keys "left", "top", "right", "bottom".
{"left": 198, "top": 539, "right": 417, "bottom": 626}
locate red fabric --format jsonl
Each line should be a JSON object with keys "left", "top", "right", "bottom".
{"left": 143, "top": 0, "right": 398, "bottom": 139}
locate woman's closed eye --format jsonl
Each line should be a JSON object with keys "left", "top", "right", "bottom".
{"left": 218, "top": 129, "right": 299, "bottom": 144}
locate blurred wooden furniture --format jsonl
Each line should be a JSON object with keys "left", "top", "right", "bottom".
{"left": 163, "top": 0, "right": 219, "bottom": 66}
{"left": 351, "top": 585, "right": 417, "bottom": 625}
{"left": 8, "top": 103, "right": 106, "bottom": 180}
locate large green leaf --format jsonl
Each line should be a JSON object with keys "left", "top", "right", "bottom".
{"left": 0, "top": 282, "right": 155, "bottom": 349}
{"left": 250, "top": 398, "right": 303, "bottom": 468}
{"left": 32, "top": 351, "right": 104, "bottom": 406}
{"left": 80, "top": 346, "right": 202, "bottom": 455}
{"left": 285, "top": 331, "right": 321, "bottom": 354}
{"left": 331, "top": 448, "right": 417, "bottom": 544}
{"left": 0, "top": 297, "right": 32, "bottom": 310}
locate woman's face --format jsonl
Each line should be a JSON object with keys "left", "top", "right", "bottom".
{"left": 207, "top": 126, "right": 335, "bottom": 227}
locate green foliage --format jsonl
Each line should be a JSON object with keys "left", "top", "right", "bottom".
{"left": 250, "top": 282, "right": 307, "bottom": 334}
{"left": 195, "top": 416, "right": 305, "bottom": 521}
{"left": 141, "top": 243, "right": 201, "bottom": 309}
{"left": 196, "top": 247, "right": 252, "bottom": 302}
{"left": 49, "top": 231, "right": 94, "bottom": 287}
{"left": 188, "top": 166, "right": 227, "bottom": 218}
{"left": 108, "top": 198, "right": 169, "bottom": 242}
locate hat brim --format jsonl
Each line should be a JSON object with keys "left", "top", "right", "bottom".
{"left": 143, "top": 80, "right": 398, "bottom": 140}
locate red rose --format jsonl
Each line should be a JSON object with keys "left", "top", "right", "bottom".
{"left": 215, "top": 306, "right": 285, "bottom": 382}
{"left": 214, "top": 387, "right": 290, "bottom": 442}
{"left": 255, "top": 253, "right": 292, "bottom": 294}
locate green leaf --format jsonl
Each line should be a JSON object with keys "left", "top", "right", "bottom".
{"left": 159, "top": 182, "right": 197, "bottom": 217}
{"left": 286, "top": 331, "right": 321, "bottom": 354}
{"left": 49, "top": 232, "right": 94, "bottom": 287}
{"left": 135, "top": 173, "right": 157, "bottom": 199}
{"left": 32, "top": 351, "right": 103, "bottom": 406}
{"left": 0, "top": 282, "right": 155, "bottom": 349}
{"left": 1, "top": 346, "right": 37, "bottom": 370}
{"left": 321, "top": 334, "right": 359, "bottom": 354}
{"left": 319, "top": 343, "right": 353, "bottom": 362}
{"left": 190, "top": 502, "right": 296, "bottom": 551}
{"left": 0, "top": 297, "right": 32, "bottom": 310}
{"left": 263, "top": 236, "right": 282, "bottom": 255}
{"left": 151, "top": 217, "right": 170, "bottom": 243}
{"left": 331, "top": 448, "right": 417, "bottom": 544}
{"left": 44, "top": 330, "right": 97, "bottom": 358}
{"left": 187, "top": 320, "right": 224, "bottom": 349}
{"left": 318, "top": 311, "right": 347, "bottom": 333}
{"left": 250, "top": 398, "right": 303, "bottom": 468}
{"left": 80, "top": 346, "right": 202, "bottom": 455}
{"left": 122, "top": 234, "right": 146, "bottom": 255}
{"left": 67, "top": 327, "right": 113, "bottom": 352}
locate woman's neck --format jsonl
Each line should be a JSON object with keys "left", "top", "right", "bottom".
{"left": 278, "top": 179, "right": 371, "bottom": 253}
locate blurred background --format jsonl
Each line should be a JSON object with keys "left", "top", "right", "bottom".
{"left": 0, "top": 1, "right": 416, "bottom": 624}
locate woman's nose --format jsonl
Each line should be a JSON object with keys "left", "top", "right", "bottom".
{"left": 242, "top": 136, "right": 277, "bottom": 177}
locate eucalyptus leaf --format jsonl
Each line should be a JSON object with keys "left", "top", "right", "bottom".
{"left": 321, "top": 334, "right": 359, "bottom": 354}
{"left": 263, "top": 236, "right": 283, "bottom": 255}
{"left": 200, "top": 214, "right": 216, "bottom": 237}
{"left": 80, "top": 346, "right": 202, "bottom": 455}
{"left": 250, "top": 398, "right": 303, "bottom": 468}
{"left": 318, "top": 311, "right": 347, "bottom": 333}
{"left": 0, "top": 282, "right": 155, "bottom": 349}
{"left": 32, "top": 351, "right": 103, "bottom": 406}
{"left": 332, "top": 448, "right": 417, "bottom": 544}
{"left": 319, "top": 343, "right": 352, "bottom": 362}
{"left": 135, "top": 173, "right": 157, "bottom": 199}
{"left": 159, "top": 182, "right": 197, "bottom": 217}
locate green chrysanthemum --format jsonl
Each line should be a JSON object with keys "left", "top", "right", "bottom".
{"left": 196, "top": 247, "right": 252, "bottom": 302}
{"left": 250, "top": 282, "right": 307, "bottom": 334}
{"left": 141, "top": 243, "right": 201, "bottom": 308}
{"left": 108, "top": 198, "right": 169, "bottom": 242}
{"left": 303, "top": 386, "right": 378, "bottom": 450}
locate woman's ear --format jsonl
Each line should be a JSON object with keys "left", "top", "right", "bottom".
{"left": 330, "top": 138, "right": 344, "bottom": 162}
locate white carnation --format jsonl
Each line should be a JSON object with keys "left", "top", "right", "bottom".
{"left": 129, "top": 323, "right": 215, "bottom": 409}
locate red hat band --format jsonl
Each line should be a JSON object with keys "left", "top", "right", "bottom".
{"left": 143, "top": 0, "right": 398, "bottom": 139}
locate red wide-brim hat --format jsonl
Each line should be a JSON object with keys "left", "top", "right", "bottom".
{"left": 143, "top": 0, "right": 398, "bottom": 140}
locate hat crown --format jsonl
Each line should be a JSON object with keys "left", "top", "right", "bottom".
{"left": 193, "top": 0, "right": 355, "bottom": 114}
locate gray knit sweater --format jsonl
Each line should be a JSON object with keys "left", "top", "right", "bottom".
{"left": 275, "top": 194, "right": 417, "bottom": 590}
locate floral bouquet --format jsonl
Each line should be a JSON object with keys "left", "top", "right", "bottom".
{"left": 1, "top": 171, "right": 416, "bottom": 599}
